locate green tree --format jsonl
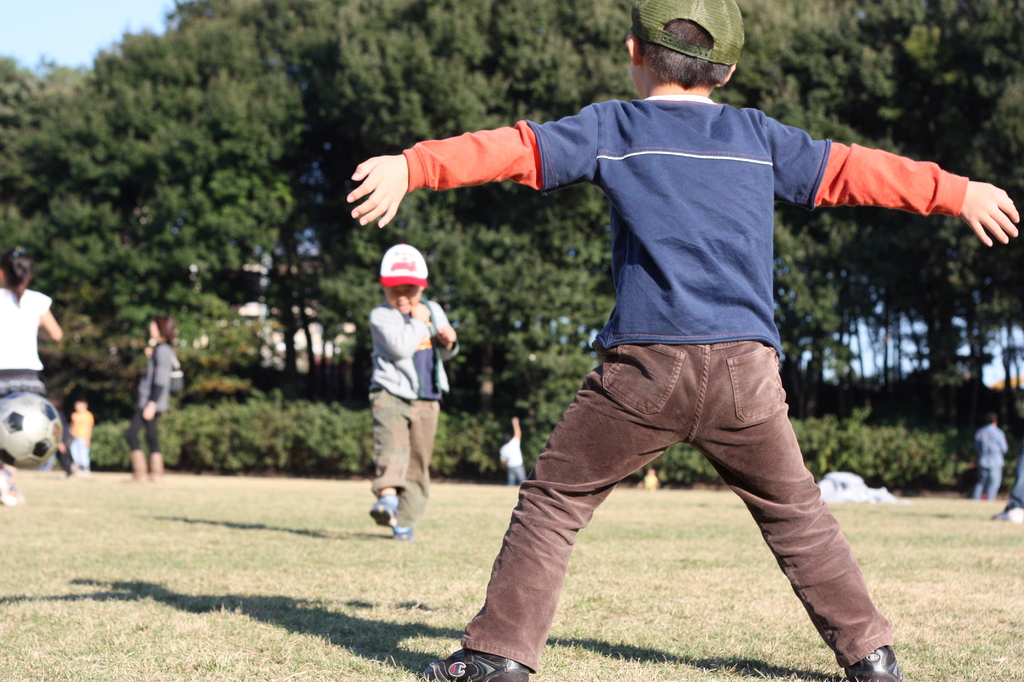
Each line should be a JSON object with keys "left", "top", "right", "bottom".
{"left": 2, "top": 4, "right": 304, "bottom": 416}
{"left": 298, "top": 0, "right": 630, "bottom": 439}
{"left": 5, "top": 0, "right": 1024, "bottom": 435}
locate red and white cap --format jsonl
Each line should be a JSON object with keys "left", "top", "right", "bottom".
{"left": 380, "top": 243, "right": 428, "bottom": 288}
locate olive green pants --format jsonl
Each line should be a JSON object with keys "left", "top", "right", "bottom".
{"left": 370, "top": 389, "right": 440, "bottom": 529}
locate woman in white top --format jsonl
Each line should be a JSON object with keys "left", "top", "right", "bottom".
{"left": 0, "top": 247, "right": 63, "bottom": 396}
{"left": 0, "top": 247, "right": 65, "bottom": 501}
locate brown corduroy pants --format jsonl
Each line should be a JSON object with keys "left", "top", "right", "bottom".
{"left": 462, "top": 341, "right": 893, "bottom": 672}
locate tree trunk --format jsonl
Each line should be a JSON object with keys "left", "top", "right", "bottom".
{"left": 282, "top": 302, "right": 299, "bottom": 385}
{"left": 894, "top": 314, "right": 903, "bottom": 384}
{"left": 882, "top": 294, "right": 891, "bottom": 389}
{"left": 782, "top": 355, "right": 804, "bottom": 419}
{"left": 925, "top": 309, "right": 958, "bottom": 423}
{"left": 805, "top": 353, "right": 822, "bottom": 418}
{"left": 970, "top": 338, "right": 981, "bottom": 429}
{"left": 342, "top": 353, "right": 354, "bottom": 402}
{"left": 1011, "top": 328, "right": 1021, "bottom": 432}
{"left": 1003, "top": 324, "right": 1014, "bottom": 423}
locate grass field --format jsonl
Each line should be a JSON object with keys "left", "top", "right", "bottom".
{"left": 1, "top": 472, "right": 1022, "bottom": 681}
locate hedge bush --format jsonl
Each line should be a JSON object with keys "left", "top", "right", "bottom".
{"left": 89, "top": 399, "right": 509, "bottom": 478}
{"left": 790, "top": 407, "right": 983, "bottom": 490}
{"left": 88, "top": 399, "right": 1017, "bottom": 491}
{"left": 91, "top": 400, "right": 374, "bottom": 476}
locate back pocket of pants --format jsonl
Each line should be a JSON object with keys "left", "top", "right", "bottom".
{"left": 727, "top": 346, "right": 786, "bottom": 424}
{"left": 601, "top": 344, "right": 684, "bottom": 415}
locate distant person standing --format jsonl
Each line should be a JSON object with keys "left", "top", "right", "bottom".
{"left": 125, "top": 316, "right": 177, "bottom": 483}
{"left": 367, "top": 244, "right": 459, "bottom": 542}
{"left": 37, "top": 392, "right": 75, "bottom": 476}
{"left": 48, "top": 392, "right": 77, "bottom": 477}
{"left": 499, "top": 417, "right": 527, "bottom": 487}
{"left": 643, "top": 468, "right": 660, "bottom": 492}
{"left": 0, "top": 247, "right": 68, "bottom": 496}
{"left": 973, "top": 412, "right": 1007, "bottom": 501}
{"left": 70, "top": 398, "right": 95, "bottom": 475}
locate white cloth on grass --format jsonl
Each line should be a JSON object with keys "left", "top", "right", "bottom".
{"left": 817, "top": 471, "right": 901, "bottom": 504}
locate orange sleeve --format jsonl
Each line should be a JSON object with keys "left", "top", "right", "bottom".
{"left": 815, "top": 142, "right": 969, "bottom": 216}
{"left": 403, "top": 121, "right": 543, "bottom": 192}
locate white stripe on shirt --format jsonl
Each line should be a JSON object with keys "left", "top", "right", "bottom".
{"left": 596, "top": 150, "right": 774, "bottom": 166}
{"left": 599, "top": 95, "right": 773, "bottom": 167}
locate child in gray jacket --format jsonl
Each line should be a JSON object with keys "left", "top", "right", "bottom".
{"left": 368, "top": 243, "right": 458, "bottom": 541}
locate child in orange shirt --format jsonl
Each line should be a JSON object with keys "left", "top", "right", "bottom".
{"left": 69, "top": 399, "right": 95, "bottom": 475}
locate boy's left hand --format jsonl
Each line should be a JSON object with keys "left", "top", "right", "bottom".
{"left": 959, "top": 181, "right": 1020, "bottom": 246}
{"left": 347, "top": 154, "right": 409, "bottom": 228}
{"left": 436, "top": 325, "right": 457, "bottom": 350}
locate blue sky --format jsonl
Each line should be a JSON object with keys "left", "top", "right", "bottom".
{"left": 1, "top": 0, "right": 173, "bottom": 69}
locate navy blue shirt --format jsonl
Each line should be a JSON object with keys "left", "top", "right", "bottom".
{"left": 414, "top": 344, "right": 441, "bottom": 400}
{"left": 528, "top": 96, "right": 831, "bottom": 353}
{"left": 405, "top": 312, "right": 442, "bottom": 401}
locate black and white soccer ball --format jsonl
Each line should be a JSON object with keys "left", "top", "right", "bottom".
{"left": 0, "top": 393, "right": 63, "bottom": 469}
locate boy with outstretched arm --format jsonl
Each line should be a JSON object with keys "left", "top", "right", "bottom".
{"left": 348, "top": 1, "right": 1018, "bottom": 679}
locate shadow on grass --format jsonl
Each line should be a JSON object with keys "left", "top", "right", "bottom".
{"left": 557, "top": 639, "right": 841, "bottom": 680}
{"left": 1, "top": 581, "right": 841, "bottom": 679}
{"left": 4, "top": 580, "right": 456, "bottom": 673}
{"left": 874, "top": 511, "right": 961, "bottom": 520}
{"left": 148, "top": 515, "right": 389, "bottom": 540}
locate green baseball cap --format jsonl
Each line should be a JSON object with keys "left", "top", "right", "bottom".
{"left": 631, "top": 0, "right": 744, "bottom": 65}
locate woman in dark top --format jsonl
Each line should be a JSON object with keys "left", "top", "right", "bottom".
{"left": 125, "top": 315, "right": 176, "bottom": 482}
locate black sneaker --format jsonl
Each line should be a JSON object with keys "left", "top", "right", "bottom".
{"left": 369, "top": 499, "right": 397, "bottom": 527}
{"left": 422, "top": 649, "right": 530, "bottom": 681}
{"left": 844, "top": 646, "right": 904, "bottom": 681}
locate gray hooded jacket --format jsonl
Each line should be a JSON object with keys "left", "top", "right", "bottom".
{"left": 369, "top": 298, "right": 458, "bottom": 400}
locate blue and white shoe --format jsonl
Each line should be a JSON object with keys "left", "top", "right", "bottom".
{"left": 393, "top": 526, "right": 415, "bottom": 541}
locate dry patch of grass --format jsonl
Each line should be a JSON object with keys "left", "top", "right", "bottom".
{"left": 0, "top": 472, "right": 1021, "bottom": 680}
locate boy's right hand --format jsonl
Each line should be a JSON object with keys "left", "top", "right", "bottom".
{"left": 959, "top": 181, "right": 1019, "bottom": 246}
{"left": 347, "top": 154, "right": 410, "bottom": 228}
{"left": 410, "top": 302, "right": 432, "bottom": 323}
